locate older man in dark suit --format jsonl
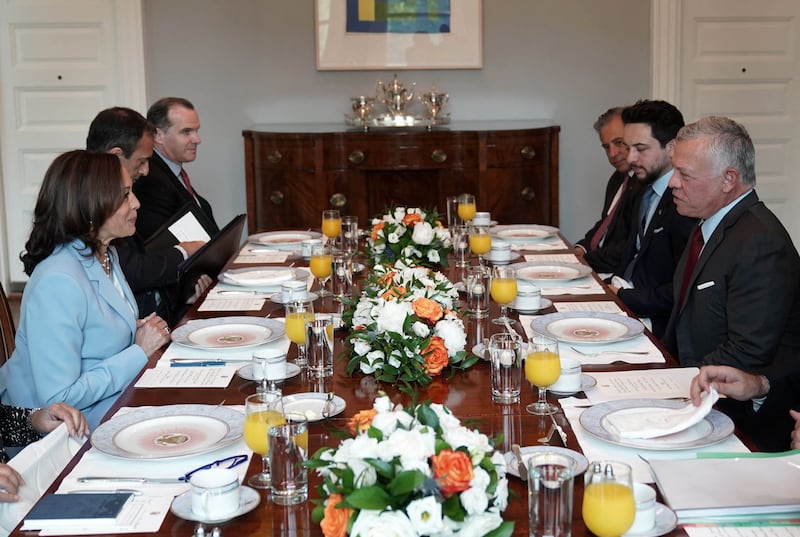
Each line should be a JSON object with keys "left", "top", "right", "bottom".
{"left": 610, "top": 100, "right": 696, "bottom": 339}
{"left": 134, "top": 97, "right": 219, "bottom": 240}
{"left": 574, "top": 107, "right": 641, "bottom": 275}
{"left": 664, "top": 116, "right": 800, "bottom": 450}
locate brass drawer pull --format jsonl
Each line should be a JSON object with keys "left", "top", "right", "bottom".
{"left": 267, "top": 150, "right": 282, "bottom": 164}
{"left": 431, "top": 149, "right": 447, "bottom": 163}
{"left": 330, "top": 193, "right": 347, "bottom": 208}
{"left": 269, "top": 190, "right": 285, "bottom": 205}
{"left": 348, "top": 150, "right": 365, "bottom": 164}
{"left": 520, "top": 146, "right": 536, "bottom": 160}
{"left": 521, "top": 187, "right": 536, "bottom": 201}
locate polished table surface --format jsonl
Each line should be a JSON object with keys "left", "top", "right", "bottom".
{"left": 12, "top": 244, "right": 743, "bottom": 537}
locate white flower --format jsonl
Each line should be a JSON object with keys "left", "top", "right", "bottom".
{"left": 460, "top": 485, "right": 489, "bottom": 515}
{"left": 491, "top": 451, "right": 508, "bottom": 475}
{"left": 412, "top": 321, "right": 430, "bottom": 338}
{"left": 470, "top": 467, "right": 490, "bottom": 491}
{"left": 434, "top": 318, "right": 467, "bottom": 357}
{"left": 411, "top": 221, "right": 435, "bottom": 245}
{"left": 493, "top": 477, "right": 509, "bottom": 511}
{"left": 387, "top": 350, "right": 402, "bottom": 368}
{"left": 353, "top": 338, "right": 371, "bottom": 356}
{"left": 360, "top": 350, "right": 384, "bottom": 374}
{"left": 407, "top": 496, "right": 444, "bottom": 535}
{"left": 373, "top": 395, "right": 393, "bottom": 413}
{"left": 377, "top": 300, "right": 412, "bottom": 334}
{"left": 394, "top": 207, "right": 407, "bottom": 220}
{"left": 350, "top": 509, "right": 416, "bottom": 537}
{"left": 388, "top": 232, "right": 400, "bottom": 244}
{"left": 442, "top": 426, "right": 492, "bottom": 462}
{"left": 380, "top": 428, "right": 435, "bottom": 463}
{"left": 454, "top": 512, "right": 503, "bottom": 537}
{"left": 427, "top": 249, "right": 441, "bottom": 263}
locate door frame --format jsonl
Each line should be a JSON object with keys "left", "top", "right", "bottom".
{"left": 651, "top": 0, "right": 682, "bottom": 103}
{"left": 0, "top": 0, "right": 146, "bottom": 288}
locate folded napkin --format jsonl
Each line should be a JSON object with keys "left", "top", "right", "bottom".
{"left": 523, "top": 253, "right": 581, "bottom": 264}
{"left": 534, "top": 276, "right": 605, "bottom": 296}
{"left": 508, "top": 237, "right": 568, "bottom": 252}
{"left": 222, "top": 268, "right": 295, "bottom": 285}
{"left": 560, "top": 400, "right": 749, "bottom": 483}
{"left": 206, "top": 282, "right": 272, "bottom": 298}
{"left": 605, "top": 389, "right": 720, "bottom": 439}
{"left": 233, "top": 250, "right": 291, "bottom": 265}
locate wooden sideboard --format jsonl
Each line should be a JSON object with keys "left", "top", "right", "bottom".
{"left": 242, "top": 120, "right": 560, "bottom": 234}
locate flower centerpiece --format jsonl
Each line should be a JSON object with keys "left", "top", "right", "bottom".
{"left": 342, "top": 261, "right": 479, "bottom": 389}
{"left": 367, "top": 206, "right": 451, "bottom": 268}
{"left": 308, "top": 395, "right": 513, "bottom": 537}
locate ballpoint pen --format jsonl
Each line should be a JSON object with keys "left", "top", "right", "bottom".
{"left": 170, "top": 360, "right": 227, "bottom": 367}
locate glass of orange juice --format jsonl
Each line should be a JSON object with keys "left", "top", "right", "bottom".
{"left": 469, "top": 225, "right": 492, "bottom": 266}
{"left": 583, "top": 461, "right": 636, "bottom": 537}
{"left": 244, "top": 390, "right": 284, "bottom": 489}
{"left": 457, "top": 193, "right": 477, "bottom": 223}
{"left": 285, "top": 299, "right": 314, "bottom": 367}
{"left": 322, "top": 209, "right": 342, "bottom": 243}
{"left": 309, "top": 244, "right": 333, "bottom": 297}
{"left": 491, "top": 265, "right": 518, "bottom": 326}
{"left": 525, "top": 333, "right": 561, "bottom": 415}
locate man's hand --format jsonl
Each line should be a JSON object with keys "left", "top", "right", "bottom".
{"left": 790, "top": 409, "right": 800, "bottom": 450}
{"left": 689, "top": 365, "right": 768, "bottom": 405}
{"left": 178, "top": 240, "right": 206, "bottom": 257}
{"left": 187, "top": 274, "right": 213, "bottom": 304}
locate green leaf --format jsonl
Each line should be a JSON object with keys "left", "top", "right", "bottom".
{"left": 485, "top": 521, "right": 515, "bottom": 537}
{"left": 388, "top": 470, "right": 426, "bottom": 496}
{"left": 343, "top": 486, "right": 392, "bottom": 510}
{"left": 365, "top": 457, "right": 394, "bottom": 478}
{"left": 311, "top": 503, "right": 325, "bottom": 524}
{"left": 441, "top": 493, "right": 466, "bottom": 521}
{"left": 415, "top": 402, "right": 439, "bottom": 429}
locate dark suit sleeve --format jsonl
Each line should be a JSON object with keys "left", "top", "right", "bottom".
{"left": 133, "top": 173, "right": 189, "bottom": 240}
{"left": 575, "top": 173, "right": 622, "bottom": 251}
{"left": 114, "top": 236, "right": 184, "bottom": 291}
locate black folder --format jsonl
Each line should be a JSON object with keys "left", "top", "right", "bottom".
{"left": 176, "top": 213, "right": 247, "bottom": 301}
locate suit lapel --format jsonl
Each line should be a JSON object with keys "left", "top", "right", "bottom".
{"left": 151, "top": 152, "right": 195, "bottom": 206}
{"left": 74, "top": 243, "right": 137, "bottom": 334}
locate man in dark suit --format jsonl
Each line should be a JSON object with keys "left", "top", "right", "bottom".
{"left": 134, "top": 97, "right": 219, "bottom": 240}
{"left": 87, "top": 107, "right": 207, "bottom": 326}
{"left": 665, "top": 116, "right": 800, "bottom": 450}
{"left": 609, "top": 100, "right": 696, "bottom": 339}
{"left": 575, "top": 106, "right": 641, "bottom": 274}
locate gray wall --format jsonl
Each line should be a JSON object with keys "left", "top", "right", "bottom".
{"left": 142, "top": 1, "right": 650, "bottom": 242}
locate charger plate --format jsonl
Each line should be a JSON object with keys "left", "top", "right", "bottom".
{"left": 513, "top": 261, "right": 593, "bottom": 283}
{"left": 171, "top": 317, "right": 285, "bottom": 350}
{"left": 91, "top": 404, "right": 244, "bottom": 459}
{"left": 531, "top": 312, "right": 644, "bottom": 344}
{"left": 247, "top": 230, "right": 321, "bottom": 250}
{"left": 492, "top": 224, "right": 559, "bottom": 243}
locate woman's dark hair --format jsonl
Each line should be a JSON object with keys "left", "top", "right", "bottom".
{"left": 21, "top": 150, "right": 126, "bottom": 275}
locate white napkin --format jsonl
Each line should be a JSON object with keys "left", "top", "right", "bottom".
{"left": 533, "top": 276, "right": 605, "bottom": 296}
{"left": 605, "top": 388, "right": 720, "bottom": 439}
{"left": 508, "top": 237, "right": 568, "bottom": 252}
{"left": 221, "top": 268, "right": 294, "bottom": 285}
{"left": 560, "top": 401, "right": 749, "bottom": 483}
{"left": 523, "top": 253, "right": 581, "bottom": 264}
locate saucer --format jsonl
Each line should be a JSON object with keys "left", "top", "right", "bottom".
{"left": 509, "top": 297, "right": 552, "bottom": 314}
{"left": 485, "top": 251, "right": 522, "bottom": 265}
{"left": 549, "top": 373, "right": 597, "bottom": 396}
{"left": 236, "top": 362, "right": 301, "bottom": 383}
{"left": 171, "top": 485, "right": 260, "bottom": 524}
{"left": 622, "top": 503, "right": 678, "bottom": 537}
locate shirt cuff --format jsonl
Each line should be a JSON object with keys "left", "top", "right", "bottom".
{"left": 173, "top": 244, "right": 189, "bottom": 260}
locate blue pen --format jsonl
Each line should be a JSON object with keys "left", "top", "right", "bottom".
{"left": 170, "top": 360, "right": 226, "bottom": 367}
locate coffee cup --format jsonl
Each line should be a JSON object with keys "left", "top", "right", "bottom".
{"left": 253, "top": 346, "right": 288, "bottom": 381}
{"left": 281, "top": 280, "right": 308, "bottom": 303}
{"left": 548, "top": 356, "right": 582, "bottom": 393}
{"left": 515, "top": 281, "right": 541, "bottom": 311}
{"left": 190, "top": 468, "right": 240, "bottom": 520}
{"left": 473, "top": 211, "right": 491, "bottom": 226}
{"left": 301, "top": 238, "right": 322, "bottom": 259}
{"left": 489, "top": 242, "right": 511, "bottom": 262}
{"left": 629, "top": 482, "right": 657, "bottom": 533}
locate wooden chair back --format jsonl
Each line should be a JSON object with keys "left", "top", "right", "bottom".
{"left": 0, "top": 283, "right": 16, "bottom": 365}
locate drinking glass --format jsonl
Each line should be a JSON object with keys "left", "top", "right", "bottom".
{"left": 457, "top": 193, "right": 476, "bottom": 223}
{"left": 469, "top": 225, "right": 492, "bottom": 266}
{"left": 321, "top": 209, "right": 341, "bottom": 244}
{"left": 525, "top": 333, "right": 561, "bottom": 415}
{"left": 285, "top": 299, "right": 314, "bottom": 367}
{"left": 583, "top": 461, "right": 636, "bottom": 537}
{"left": 244, "top": 390, "right": 284, "bottom": 489}
{"left": 309, "top": 244, "right": 332, "bottom": 297}
{"left": 340, "top": 216, "right": 359, "bottom": 257}
{"left": 491, "top": 265, "right": 517, "bottom": 325}
{"left": 268, "top": 412, "right": 309, "bottom": 505}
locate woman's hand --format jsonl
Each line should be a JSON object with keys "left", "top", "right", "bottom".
{"left": 134, "top": 312, "right": 171, "bottom": 357}
{"left": 0, "top": 465, "right": 23, "bottom": 502}
{"left": 30, "top": 402, "right": 89, "bottom": 438}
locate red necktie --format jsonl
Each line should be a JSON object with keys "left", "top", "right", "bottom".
{"left": 678, "top": 225, "right": 704, "bottom": 308}
{"left": 589, "top": 176, "right": 629, "bottom": 251}
{"left": 179, "top": 168, "right": 196, "bottom": 199}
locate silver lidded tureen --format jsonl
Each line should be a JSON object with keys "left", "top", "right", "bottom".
{"left": 345, "top": 74, "right": 450, "bottom": 130}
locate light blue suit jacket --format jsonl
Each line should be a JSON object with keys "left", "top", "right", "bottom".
{"left": 0, "top": 240, "right": 147, "bottom": 429}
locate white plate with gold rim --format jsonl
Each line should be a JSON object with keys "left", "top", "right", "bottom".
{"left": 172, "top": 317, "right": 285, "bottom": 350}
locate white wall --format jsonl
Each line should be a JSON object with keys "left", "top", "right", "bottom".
{"left": 142, "top": 0, "right": 650, "bottom": 242}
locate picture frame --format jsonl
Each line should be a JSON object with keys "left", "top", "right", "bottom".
{"left": 315, "top": 0, "right": 483, "bottom": 70}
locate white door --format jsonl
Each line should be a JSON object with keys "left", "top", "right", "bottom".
{"left": 0, "top": 0, "right": 146, "bottom": 284}
{"left": 679, "top": 0, "right": 800, "bottom": 243}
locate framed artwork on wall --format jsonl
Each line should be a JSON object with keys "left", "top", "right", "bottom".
{"left": 315, "top": 0, "right": 483, "bottom": 70}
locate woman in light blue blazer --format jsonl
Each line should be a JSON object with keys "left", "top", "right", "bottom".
{"left": 0, "top": 151, "right": 171, "bottom": 429}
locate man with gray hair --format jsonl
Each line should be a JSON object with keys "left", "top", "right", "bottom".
{"left": 665, "top": 116, "right": 800, "bottom": 450}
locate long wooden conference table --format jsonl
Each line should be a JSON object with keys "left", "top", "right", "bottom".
{"left": 12, "top": 236, "right": 750, "bottom": 537}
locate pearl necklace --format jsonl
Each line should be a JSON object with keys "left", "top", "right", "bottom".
{"left": 99, "top": 250, "right": 110, "bottom": 275}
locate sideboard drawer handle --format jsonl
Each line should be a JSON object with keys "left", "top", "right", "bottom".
{"left": 520, "top": 146, "right": 536, "bottom": 160}
{"left": 348, "top": 150, "right": 365, "bottom": 164}
{"left": 521, "top": 187, "right": 535, "bottom": 201}
{"left": 431, "top": 149, "right": 447, "bottom": 163}
{"left": 269, "top": 190, "right": 285, "bottom": 205}
{"left": 330, "top": 193, "right": 347, "bottom": 208}
{"left": 267, "top": 150, "right": 282, "bottom": 164}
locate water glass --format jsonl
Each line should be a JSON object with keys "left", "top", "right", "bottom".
{"left": 341, "top": 216, "right": 359, "bottom": 256}
{"left": 452, "top": 225, "right": 470, "bottom": 268}
{"left": 489, "top": 332, "right": 523, "bottom": 403}
{"left": 466, "top": 265, "right": 491, "bottom": 317}
{"left": 306, "top": 314, "right": 334, "bottom": 377}
{"left": 268, "top": 413, "right": 309, "bottom": 505}
{"left": 528, "top": 452, "right": 574, "bottom": 537}
{"left": 446, "top": 195, "right": 461, "bottom": 230}
{"left": 330, "top": 249, "right": 353, "bottom": 301}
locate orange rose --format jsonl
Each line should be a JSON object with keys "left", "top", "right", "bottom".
{"left": 371, "top": 221, "right": 385, "bottom": 241}
{"left": 348, "top": 408, "right": 377, "bottom": 435}
{"left": 431, "top": 449, "right": 473, "bottom": 497}
{"left": 423, "top": 336, "right": 449, "bottom": 376}
{"left": 320, "top": 493, "right": 352, "bottom": 537}
{"left": 377, "top": 271, "right": 396, "bottom": 287}
{"left": 381, "top": 285, "right": 407, "bottom": 301}
{"left": 413, "top": 297, "right": 443, "bottom": 323}
{"left": 402, "top": 213, "right": 423, "bottom": 226}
